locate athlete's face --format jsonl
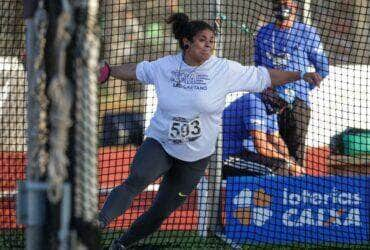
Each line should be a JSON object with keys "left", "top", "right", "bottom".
{"left": 186, "top": 29, "right": 215, "bottom": 64}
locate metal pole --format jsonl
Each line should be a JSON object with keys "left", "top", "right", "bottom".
{"left": 303, "top": 0, "right": 312, "bottom": 26}
{"left": 23, "top": 1, "right": 47, "bottom": 249}
{"left": 199, "top": 0, "right": 224, "bottom": 237}
{"left": 215, "top": 0, "right": 223, "bottom": 57}
{"left": 25, "top": 182, "right": 47, "bottom": 250}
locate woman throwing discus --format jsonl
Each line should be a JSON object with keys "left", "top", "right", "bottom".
{"left": 97, "top": 13, "right": 322, "bottom": 250}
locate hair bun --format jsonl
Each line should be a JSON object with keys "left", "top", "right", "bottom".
{"left": 166, "top": 13, "right": 190, "bottom": 40}
{"left": 170, "top": 13, "right": 189, "bottom": 23}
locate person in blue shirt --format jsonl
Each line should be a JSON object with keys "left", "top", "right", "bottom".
{"left": 222, "top": 88, "right": 305, "bottom": 177}
{"left": 254, "top": 0, "right": 329, "bottom": 166}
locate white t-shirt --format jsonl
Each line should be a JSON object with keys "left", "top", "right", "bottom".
{"left": 136, "top": 53, "right": 271, "bottom": 162}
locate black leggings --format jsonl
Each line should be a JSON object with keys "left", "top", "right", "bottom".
{"left": 99, "top": 138, "right": 209, "bottom": 247}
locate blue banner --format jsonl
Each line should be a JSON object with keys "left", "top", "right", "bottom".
{"left": 225, "top": 176, "right": 369, "bottom": 244}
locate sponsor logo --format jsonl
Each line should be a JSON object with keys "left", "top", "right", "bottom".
{"left": 232, "top": 187, "right": 362, "bottom": 227}
{"left": 233, "top": 188, "right": 273, "bottom": 226}
{"left": 178, "top": 192, "right": 187, "bottom": 197}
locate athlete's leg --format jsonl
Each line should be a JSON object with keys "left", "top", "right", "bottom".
{"left": 115, "top": 156, "right": 210, "bottom": 247}
{"left": 99, "top": 138, "right": 173, "bottom": 227}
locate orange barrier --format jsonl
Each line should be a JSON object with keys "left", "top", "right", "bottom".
{"left": 305, "top": 146, "right": 331, "bottom": 176}
{"left": 0, "top": 146, "right": 331, "bottom": 230}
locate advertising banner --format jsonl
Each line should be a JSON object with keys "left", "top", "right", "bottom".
{"left": 225, "top": 176, "right": 369, "bottom": 244}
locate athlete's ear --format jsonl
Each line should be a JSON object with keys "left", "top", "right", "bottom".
{"left": 182, "top": 37, "right": 192, "bottom": 50}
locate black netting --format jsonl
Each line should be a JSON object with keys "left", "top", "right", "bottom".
{"left": 1, "top": 0, "right": 370, "bottom": 249}
{"left": 97, "top": 0, "right": 369, "bottom": 249}
{"left": 0, "top": 0, "right": 26, "bottom": 249}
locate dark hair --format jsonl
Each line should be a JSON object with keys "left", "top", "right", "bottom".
{"left": 166, "top": 13, "right": 215, "bottom": 50}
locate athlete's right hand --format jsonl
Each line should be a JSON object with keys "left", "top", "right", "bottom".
{"left": 98, "top": 61, "right": 110, "bottom": 84}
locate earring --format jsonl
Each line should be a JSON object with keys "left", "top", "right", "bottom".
{"left": 184, "top": 44, "right": 189, "bottom": 50}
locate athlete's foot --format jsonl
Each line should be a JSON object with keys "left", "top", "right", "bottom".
{"left": 97, "top": 212, "right": 109, "bottom": 229}
{"left": 109, "top": 240, "right": 127, "bottom": 250}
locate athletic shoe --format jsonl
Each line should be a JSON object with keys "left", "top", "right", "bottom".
{"left": 109, "top": 240, "right": 126, "bottom": 250}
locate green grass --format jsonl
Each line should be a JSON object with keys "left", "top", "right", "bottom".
{"left": 101, "top": 230, "right": 230, "bottom": 249}
{"left": 0, "top": 229, "right": 25, "bottom": 249}
{"left": 1, "top": 229, "right": 369, "bottom": 249}
{"left": 101, "top": 230, "right": 369, "bottom": 250}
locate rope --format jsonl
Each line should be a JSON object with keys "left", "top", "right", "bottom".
{"left": 46, "top": 0, "right": 75, "bottom": 203}
{"left": 72, "top": 0, "right": 100, "bottom": 222}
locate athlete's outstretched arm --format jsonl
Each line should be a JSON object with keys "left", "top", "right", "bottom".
{"left": 268, "top": 69, "right": 322, "bottom": 88}
{"left": 110, "top": 63, "right": 137, "bottom": 81}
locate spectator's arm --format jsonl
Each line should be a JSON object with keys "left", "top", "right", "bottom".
{"left": 251, "top": 130, "right": 288, "bottom": 161}
{"left": 254, "top": 33, "right": 263, "bottom": 66}
{"left": 308, "top": 28, "right": 329, "bottom": 79}
{"left": 267, "top": 132, "right": 292, "bottom": 161}
{"left": 267, "top": 132, "right": 305, "bottom": 176}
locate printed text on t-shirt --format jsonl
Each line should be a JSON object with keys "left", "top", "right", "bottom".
{"left": 170, "top": 70, "right": 209, "bottom": 91}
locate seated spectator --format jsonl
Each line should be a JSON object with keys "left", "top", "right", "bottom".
{"left": 222, "top": 88, "right": 305, "bottom": 177}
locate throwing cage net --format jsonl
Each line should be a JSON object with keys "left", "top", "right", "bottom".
{"left": 1, "top": 0, "right": 370, "bottom": 249}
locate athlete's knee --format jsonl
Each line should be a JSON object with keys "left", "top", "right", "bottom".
{"left": 124, "top": 171, "right": 153, "bottom": 193}
{"left": 109, "top": 184, "right": 130, "bottom": 198}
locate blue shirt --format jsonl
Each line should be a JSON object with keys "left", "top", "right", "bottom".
{"left": 222, "top": 93, "right": 279, "bottom": 160}
{"left": 254, "top": 22, "right": 329, "bottom": 106}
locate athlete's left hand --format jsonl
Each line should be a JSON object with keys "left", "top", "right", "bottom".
{"left": 98, "top": 61, "right": 111, "bottom": 84}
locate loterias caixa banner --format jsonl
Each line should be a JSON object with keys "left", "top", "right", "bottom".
{"left": 225, "top": 176, "right": 369, "bottom": 244}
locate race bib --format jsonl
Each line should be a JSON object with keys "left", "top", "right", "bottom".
{"left": 168, "top": 116, "right": 202, "bottom": 144}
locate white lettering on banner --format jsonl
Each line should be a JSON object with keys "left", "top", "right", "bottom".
{"left": 282, "top": 208, "right": 297, "bottom": 227}
{"left": 311, "top": 193, "right": 322, "bottom": 205}
{"left": 283, "top": 188, "right": 361, "bottom": 206}
{"left": 233, "top": 187, "right": 363, "bottom": 228}
{"left": 343, "top": 209, "right": 361, "bottom": 226}
{"left": 282, "top": 208, "right": 362, "bottom": 227}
